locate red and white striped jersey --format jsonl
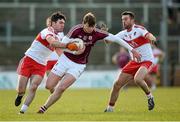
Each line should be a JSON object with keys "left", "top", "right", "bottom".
{"left": 115, "top": 24, "right": 154, "bottom": 63}
{"left": 47, "top": 32, "right": 64, "bottom": 61}
{"left": 25, "top": 28, "right": 60, "bottom": 65}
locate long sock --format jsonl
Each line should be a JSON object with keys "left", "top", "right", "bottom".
{"left": 39, "top": 106, "right": 47, "bottom": 113}
{"left": 107, "top": 105, "right": 114, "bottom": 109}
{"left": 20, "top": 104, "right": 28, "bottom": 112}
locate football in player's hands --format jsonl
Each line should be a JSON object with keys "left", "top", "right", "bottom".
{"left": 66, "top": 42, "right": 79, "bottom": 51}
{"left": 66, "top": 38, "right": 85, "bottom": 55}
{"left": 73, "top": 38, "right": 86, "bottom": 55}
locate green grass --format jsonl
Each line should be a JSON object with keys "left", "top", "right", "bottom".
{"left": 0, "top": 87, "right": 180, "bottom": 121}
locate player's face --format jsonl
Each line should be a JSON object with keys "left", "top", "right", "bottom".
{"left": 52, "top": 19, "right": 65, "bottom": 33}
{"left": 83, "top": 23, "right": 95, "bottom": 33}
{"left": 121, "top": 15, "right": 134, "bottom": 29}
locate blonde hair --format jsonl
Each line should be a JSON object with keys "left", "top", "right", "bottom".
{"left": 83, "top": 12, "right": 96, "bottom": 27}
{"left": 46, "top": 17, "right": 51, "bottom": 27}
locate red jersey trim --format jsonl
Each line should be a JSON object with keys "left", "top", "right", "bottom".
{"left": 126, "top": 36, "right": 150, "bottom": 48}
{"left": 35, "top": 33, "right": 54, "bottom": 51}
{"left": 144, "top": 32, "right": 150, "bottom": 38}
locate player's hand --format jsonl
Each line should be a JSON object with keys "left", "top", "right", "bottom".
{"left": 151, "top": 40, "right": 158, "bottom": 47}
{"left": 66, "top": 42, "right": 79, "bottom": 51}
{"left": 131, "top": 49, "right": 141, "bottom": 62}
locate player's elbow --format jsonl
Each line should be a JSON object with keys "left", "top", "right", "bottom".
{"left": 147, "top": 33, "right": 156, "bottom": 42}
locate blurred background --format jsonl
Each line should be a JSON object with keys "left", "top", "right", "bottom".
{"left": 0, "top": 0, "right": 180, "bottom": 89}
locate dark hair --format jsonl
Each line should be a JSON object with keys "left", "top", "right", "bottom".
{"left": 121, "top": 11, "right": 135, "bottom": 19}
{"left": 50, "top": 11, "right": 66, "bottom": 23}
{"left": 83, "top": 12, "right": 96, "bottom": 27}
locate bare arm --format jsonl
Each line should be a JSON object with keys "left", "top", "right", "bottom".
{"left": 104, "top": 33, "right": 133, "bottom": 51}
{"left": 145, "top": 33, "right": 157, "bottom": 45}
{"left": 104, "top": 33, "right": 141, "bottom": 62}
{"left": 46, "top": 35, "right": 67, "bottom": 48}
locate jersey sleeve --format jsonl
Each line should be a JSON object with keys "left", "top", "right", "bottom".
{"left": 115, "top": 31, "right": 124, "bottom": 39}
{"left": 137, "top": 27, "right": 149, "bottom": 37}
{"left": 95, "top": 28, "right": 109, "bottom": 41}
{"left": 104, "top": 33, "right": 133, "bottom": 51}
{"left": 40, "top": 28, "right": 55, "bottom": 39}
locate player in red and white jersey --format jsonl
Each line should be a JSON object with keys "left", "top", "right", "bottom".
{"left": 15, "top": 12, "right": 72, "bottom": 114}
{"left": 45, "top": 17, "right": 64, "bottom": 75}
{"left": 115, "top": 24, "right": 154, "bottom": 63}
{"left": 37, "top": 12, "right": 141, "bottom": 113}
{"left": 105, "top": 11, "right": 157, "bottom": 112}
{"left": 46, "top": 31, "right": 64, "bottom": 75}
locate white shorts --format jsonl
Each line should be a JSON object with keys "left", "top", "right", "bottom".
{"left": 51, "top": 54, "right": 86, "bottom": 79}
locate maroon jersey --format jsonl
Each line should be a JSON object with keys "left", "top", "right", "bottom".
{"left": 64, "top": 24, "right": 108, "bottom": 64}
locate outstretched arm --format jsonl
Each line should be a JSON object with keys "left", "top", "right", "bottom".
{"left": 104, "top": 33, "right": 133, "bottom": 51}
{"left": 104, "top": 33, "right": 141, "bottom": 62}
{"left": 46, "top": 35, "right": 67, "bottom": 48}
{"left": 46, "top": 35, "right": 79, "bottom": 51}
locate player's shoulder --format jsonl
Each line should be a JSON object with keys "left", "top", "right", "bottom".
{"left": 41, "top": 27, "right": 54, "bottom": 34}
{"left": 134, "top": 24, "right": 146, "bottom": 30}
{"left": 116, "top": 30, "right": 126, "bottom": 37}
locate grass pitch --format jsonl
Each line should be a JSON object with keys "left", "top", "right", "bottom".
{"left": 0, "top": 87, "right": 180, "bottom": 121}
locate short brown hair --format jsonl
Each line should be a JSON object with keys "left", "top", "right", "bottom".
{"left": 50, "top": 11, "right": 66, "bottom": 23}
{"left": 83, "top": 12, "right": 96, "bottom": 27}
{"left": 121, "top": 11, "right": 135, "bottom": 19}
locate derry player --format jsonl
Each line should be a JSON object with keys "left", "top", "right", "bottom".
{"left": 45, "top": 17, "right": 64, "bottom": 76}
{"left": 104, "top": 11, "right": 156, "bottom": 112}
{"left": 46, "top": 32, "right": 64, "bottom": 75}
{"left": 15, "top": 11, "right": 75, "bottom": 114}
{"left": 37, "top": 12, "right": 141, "bottom": 113}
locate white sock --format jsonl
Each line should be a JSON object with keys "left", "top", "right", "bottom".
{"left": 107, "top": 105, "right": 114, "bottom": 109}
{"left": 147, "top": 93, "right": 153, "bottom": 99}
{"left": 20, "top": 104, "right": 28, "bottom": 112}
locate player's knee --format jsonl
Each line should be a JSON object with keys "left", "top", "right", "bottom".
{"left": 45, "top": 84, "right": 53, "bottom": 90}
{"left": 56, "top": 86, "right": 67, "bottom": 93}
{"left": 30, "top": 83, "right": 39, "bottom": 92}
{"left": 134, "top": 77, "right": 142, "bottom": 84}
{"left": 114, "top": 81, "right": 122, "bottom": 90}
